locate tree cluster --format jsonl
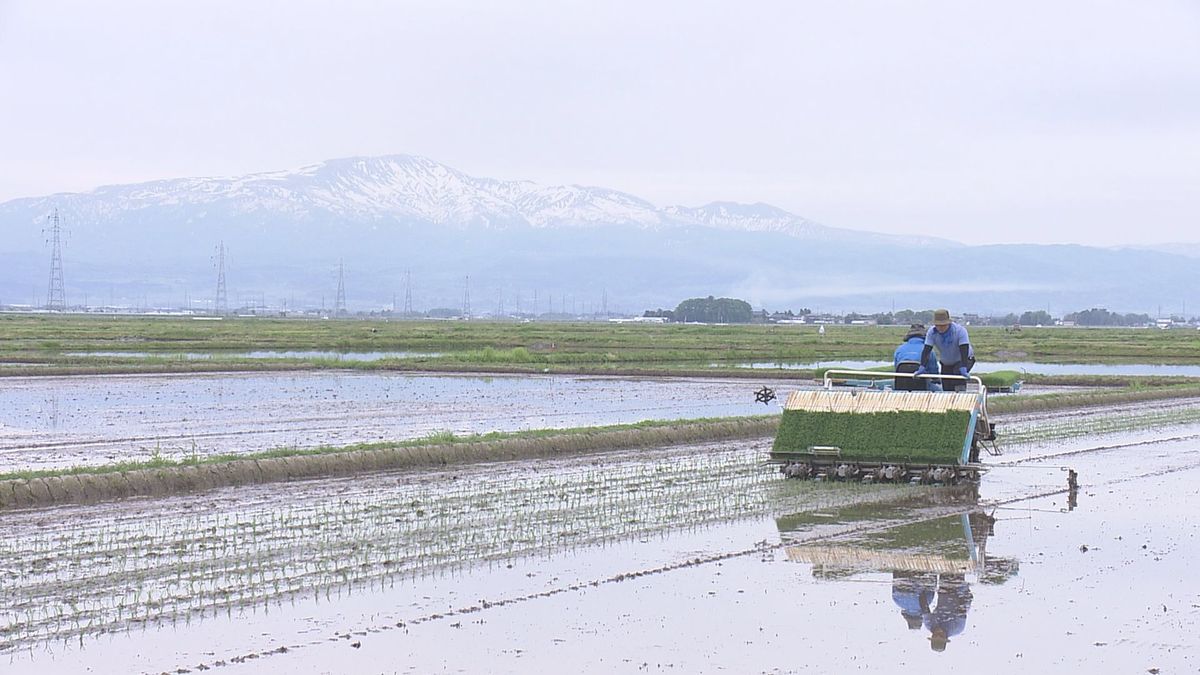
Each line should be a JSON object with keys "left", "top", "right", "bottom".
{"left": 674, "top": 296, "right": 754, "bottom": 323}
{"left": 1063, "top": 308, "right": 1152, "bottom": 326}
{"left": 644, "top": 296, "right": 755, "bottom": 323}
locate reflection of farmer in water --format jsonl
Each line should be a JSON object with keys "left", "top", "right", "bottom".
{"left": 782, "top": 502, "right": 1015, "bottom": 653}
{"left": 891, "top": 571, "right": 936, "bottom": 630}
{"left": 890, "top": 571, "right": 974, "bottom": 650}
{"left": 888, "top": 511, "right": 995, "bottom": 650}
{"left": 925, "top": 574, "right": 973, "bottom": 651}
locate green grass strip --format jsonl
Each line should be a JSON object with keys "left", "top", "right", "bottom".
{"left": 988, "top": 383, "right": 1200, "bottom": 414}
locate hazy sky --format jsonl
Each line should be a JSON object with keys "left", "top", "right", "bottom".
{"left": 1, "top": 0, "right": 1197, "bottom": 246}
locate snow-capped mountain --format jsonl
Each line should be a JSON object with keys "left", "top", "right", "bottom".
{"left": 0, "top": 154, "right": 1196, "bottom": 315}
{"left": 0, "top": 154, "right": 941, "bottom": 242}
{"left": 662, "top": 201, "right": 954, "bottom": 248}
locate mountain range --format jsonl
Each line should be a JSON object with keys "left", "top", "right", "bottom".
{"left": 0, "top": 154, "right": 1195, "bottom": 316}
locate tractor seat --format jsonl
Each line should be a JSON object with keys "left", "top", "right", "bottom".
{"left": 894, "top": 360, "right": 927, "bottom": 391}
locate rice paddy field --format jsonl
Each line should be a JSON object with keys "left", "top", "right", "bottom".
{"left": 2, "top": 314, "right": 1200, "bottom": 376}
{"left": 0, "top": 372, "right": 792, "bottom": 473}
{"left": 1, "top": 316, "right": 1199, "bottom": 673}
{"left": 1, "top": 409, "right": 1198, "bottom": 674}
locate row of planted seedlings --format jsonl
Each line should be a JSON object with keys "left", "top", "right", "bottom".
{"left": 999, "top": 397, "right": 1200, "bottom": 445}
{"left": 0, "top": 441, "right": 916, "bottom": 653}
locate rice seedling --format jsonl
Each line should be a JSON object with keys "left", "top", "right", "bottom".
{"left": 1002, "top": 400, "right": 1200, "bottom": 444}
{"left": 773, "top": 409, "right": 972, "bottom": 464}
{"left": 0, "top": 440, "right": 921, "bottom": 653}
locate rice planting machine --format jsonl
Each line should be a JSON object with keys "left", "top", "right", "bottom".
{"left": 768, "top": 370, "right": 999, "bottom": 485}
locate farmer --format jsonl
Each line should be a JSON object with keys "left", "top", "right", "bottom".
{"left": 914, "top": 309, "right": 975, "bottom": 391}
{"left": 893, "top": 323, "right": 941, "bottom": 391}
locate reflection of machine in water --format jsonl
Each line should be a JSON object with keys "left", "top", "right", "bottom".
{"left": 778, "top": 488, "right": 1019, "bottom": 652}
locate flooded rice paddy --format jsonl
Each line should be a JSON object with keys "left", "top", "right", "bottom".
{"left": 735, "top": 359, "right": 1200, "bottom": 377}
{"left": 1, "top": 392, "right": 1199, "bottom": 673}
{"left": 0, "top": 372, "right": 794, "bottom": 472}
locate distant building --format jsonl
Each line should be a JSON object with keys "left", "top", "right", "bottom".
{"left": 610, "top": 316, "right": 667, "bottom": 323}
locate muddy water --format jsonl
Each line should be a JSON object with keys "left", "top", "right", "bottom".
{"left": 737, "top": 359, "right": 1200, "bottom": 377}
{"left": 0, "top": 372, "right": 797, "bottom": 471}
{"left": 2, "top": 418, "right": 1199, "bottom": 674}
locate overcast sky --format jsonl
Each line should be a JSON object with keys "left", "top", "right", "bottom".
{"left": 1, "top": 0, "right": 1197, "bottom": 246}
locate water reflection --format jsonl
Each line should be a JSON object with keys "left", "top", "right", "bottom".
{"left": 40, "top": 391, "right": 60, "bottom": 429}
{"left": 778, "top": 489, "right": 1019, "bottom": 651}
{"left": 886, "top": 513, "right": 995, "bottom": 651}
{"left": 732, "top": 359, "right": 1200, "bottom": 377}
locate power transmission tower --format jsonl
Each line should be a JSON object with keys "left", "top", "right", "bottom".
{"left": 462, "top": 275, "right": 472, "bottom": 319}
{"left": 497, "top": 287, "right": 505, "bottom": 317}
{"left": 334, "top": 260, "right": 347, "bottom": 316}
{"left": 403, "top": 270, "right": 413, "bottom": 316}
{"left": 602, "top": 288, "right": 608, "bottom": 317}
{"left": 44, "top": 209, "right": 66, "bottom": 310}
{"left": 214, "top": 241, "right": 228, "bottom": 315}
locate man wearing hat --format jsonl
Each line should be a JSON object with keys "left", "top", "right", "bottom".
{"left": 914, "top": 309, "right": 975, "bottom": 391}
{"left": 893, "top": 323, "right": 941, "bottom": 391}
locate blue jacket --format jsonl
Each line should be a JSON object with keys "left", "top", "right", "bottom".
{"left": 894, "top": 337, "right": 940, "bottom": 373}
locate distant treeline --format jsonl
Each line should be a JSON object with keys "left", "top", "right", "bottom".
{"left": 1061, "top": 308, "right": 1155, "bottom": 326}
{"left": 645, "top": 299, "right": 1172, "bottom": 326}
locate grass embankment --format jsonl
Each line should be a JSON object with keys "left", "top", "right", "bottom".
{"left": 3, "top": 314, "right": 1200, "bottom": 376}
{"left": 989, "top": 382, "right": 1200, "bottom": 414}
{"left": 0, "top": 359, "right": 816, "bottom": 380}
{"left": 0, "top": 417, "right": 778, "bottom": 509}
